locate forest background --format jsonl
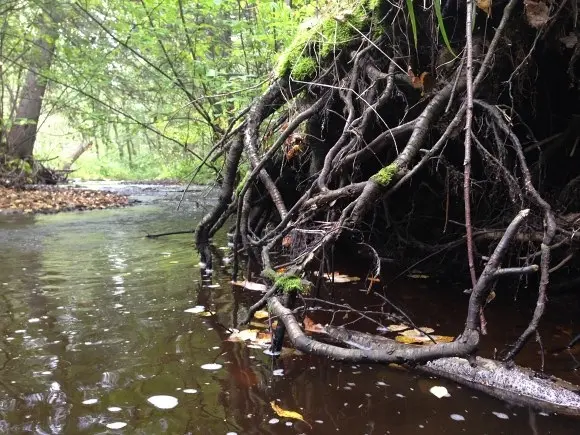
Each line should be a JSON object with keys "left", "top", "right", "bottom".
{"left": 0, "top": 0, "right": 307, "bottom": 181}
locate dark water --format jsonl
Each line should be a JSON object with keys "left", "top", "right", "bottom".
{"left": 1, "top": 184, "right": 579, "bottom": 434}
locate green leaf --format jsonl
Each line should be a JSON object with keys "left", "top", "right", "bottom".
{"left": 434, "top": 0, "right": 456, "bottom": 57}
{"left": 405, "top": 0, "right": 418, "bottom": 49}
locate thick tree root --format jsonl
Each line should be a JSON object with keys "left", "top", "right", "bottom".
{"left": 195, "top": 0, "right": 580, "bottom": 385}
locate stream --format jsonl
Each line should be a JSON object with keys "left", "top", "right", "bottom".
{"left": 1, "top": 183, "right": 579, "bottom": 434}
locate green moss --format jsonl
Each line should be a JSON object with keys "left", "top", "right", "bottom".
{"left": 291, "top": 57, "right": 318, "bottom": 80}
{"left": 275, "top": 274, "right": 305, "bottom": 294}
{"left": 275, "top": 3, "right": 371, "bottom": 79}
{"left": 262, "top": 267, "right": 278, "bottom": 281}
{"left": 371, "top": 162, "right": 398, "bottom": 187}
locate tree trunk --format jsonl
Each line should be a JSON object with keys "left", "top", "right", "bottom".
{"left": 62, "top": 142, "right": 93, "bottom": 171}
{"left": 7, "top": 11, "right": 60, "bottom": 160}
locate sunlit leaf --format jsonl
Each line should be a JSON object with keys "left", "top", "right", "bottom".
{"left": 476, "top": 0, "right": 492, "bottom": 16}
{"left": 429, "top": 386, "right": 451, "bottom": 398}
{"left": 399, "top": 327, "right": 435, "bottom": 337}
{"left": 228, "top": 329, "right": 259, "bottom": 342}
{"left": 395, "top": 334, "right": 454, "bottom": 344}
{"left": 270, "top": 401, "right": 311, "bottom": 427}
{"left": 314, "top": 271, "right": 361, "bottom": 283}
{"left": 253, "top": 310, "right": 269, "bottom": 319}
{"left": 303, "top": 316, "right": 326, "bottom": 334}
{"left": 231, "top": 280, "right": 268, "bottom": 292}
{"left": 383, "top": 323, "right": 410, "bottom": 332}
{"left": 147, "top": 395, "right": 179, "bottom": 409}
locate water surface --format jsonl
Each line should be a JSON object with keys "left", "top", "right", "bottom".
{"left": 1, "top": 185, "right": 579, "bottom": 434}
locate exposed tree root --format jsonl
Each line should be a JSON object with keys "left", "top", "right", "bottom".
{"left": 196, "top": 0, "right": 580, "bottom": 384}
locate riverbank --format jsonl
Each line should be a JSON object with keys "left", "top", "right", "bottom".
{"left": 0, "top": 185, "right": 130, "bottom": 215}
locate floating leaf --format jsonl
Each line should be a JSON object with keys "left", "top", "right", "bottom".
{"left": 407, "top": 273, "right": 429, "bottom": 279}
{"left": 228, "top": 329, "right": 259, "bottom": 342}
{"left": 82, "top": 398, "right": 98, "bottom": 405}
{"left": 147, "top": 395, "right": 179, "bottom": 409}
{"left": 430, "top": 386, "right": 451, "bottom": 398}
{"left": 184, "top": 306, "right": 205, "bottom": 314}
{"left": 253, "top": 310, "right": 269, "bottom": 320}
{"left": 384, "top": 324, "right": 410, "bottom": 332}
{"left": 270, "top": 401, "right": 311, "bottom": 428}
{"left": 231, "top": 280, "right": 268, "bottom": 292}
{"left": 399, "top": 327, "right": 435, "bottom": 337}
{"left": 200, "top": 363, "right": 223, "bottom": 370}
{"left": 314, "top": 271, "right": 360, "bottom": 283}
{"left": 396, "top": 334, "right": 454, "bottom": 344}
{"left": 395, "top": 335, "right": 424, "bottom": 344}
{"left": 106, "top": 422, "right": 127, "bottom": 429}
{"left": 303, "top": 316, "right": 326, "bottom": 334}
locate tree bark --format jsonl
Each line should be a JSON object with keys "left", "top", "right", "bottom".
{"left": 7, "top": 10, "right": 61, "bottom": 160}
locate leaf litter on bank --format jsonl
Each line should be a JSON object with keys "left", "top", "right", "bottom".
{"left": 0, "top": 186, "right": 129, "bottom": 214}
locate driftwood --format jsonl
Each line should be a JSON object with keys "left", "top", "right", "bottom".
{"left": 325, "top": 325, "right": 580, "bottom": 417}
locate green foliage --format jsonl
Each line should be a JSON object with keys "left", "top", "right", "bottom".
{"left": 68, "top": 151, "right": 216, "bottom": 182}
{"left": 434, "top": 0, "right": 456, "bottom": 57}
{"left": 405, "top": 0, "right": 418, "bottom": 48}
{"left": 276, "top": 2, "right": 370, "bottom": 79}
{"left": 371, "top": 162, "right": 398, "bottom": 187}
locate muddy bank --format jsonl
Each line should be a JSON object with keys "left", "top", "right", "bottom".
{"left": 0, "top": 185, "right": 131, "bottom": 215}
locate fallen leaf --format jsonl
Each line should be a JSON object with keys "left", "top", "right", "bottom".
{"left": 303, "top": 316, "right": 326, "bottom": 334}
{"left": 395, "top": 334, "right": 454, "bottom": 344}
{"left": 430, "top": 385, "right": 451, "bottom": 398}
{"left": 270, "top": 401, "right": 311, "bottom": 428}
{"left": 407, "top": 273, "right": 429, "bottom": 279}
{"left": 383, "top": 323, "right": 410, "bottom": 332}
{"left": 228, "top": 329, "right": 259, "bottom": 342}
{"left": 476, "top": 0, "right": 492, "bottom": 16}
{"left": 314, "top": 271, "right": 361, "bottom": 283}
{"left": 399, "top": 327, "right": 435, "bottom": 337}
{"left": 253, "top": 310, "right": 269, "bottom": 320}
{"left": 231, "top": 280, "right": 268, "bottom": 292}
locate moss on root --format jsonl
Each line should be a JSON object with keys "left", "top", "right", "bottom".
{"left": 371, "top": 162, "right": 398, "bottom": 187}
{"left": 275, "top": 1, "right": 378, "bottom": 79}
{"left": 275, "top": 274, "right": 304, "bottom": 293}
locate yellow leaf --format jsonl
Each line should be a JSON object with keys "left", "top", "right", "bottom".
{"left": 395, "top": 335, "right": 424, "bottom": 344}
{"left": 253, "top": 310, "right": 269, "bottom": 320}
{"left": 270, "top": 401, "right": 311, "bottom": 428}
{"left": 476, "top": 0, "right": 492, "bottom": 16}
{"left": 395, "top": 334, "right": 454, "bottom": 344}
{"left": 399, "top": 327, "right": 435, "bottom": 337}
{"left": 385, "top": 323, "right": 410, "bottom": 332}
{"left": 228, "top": 329, "right": 259, "bottom": 342}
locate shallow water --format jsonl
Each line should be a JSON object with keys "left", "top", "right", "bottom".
{"left": 1, "top": 185, "right": 579, "bottom": 434}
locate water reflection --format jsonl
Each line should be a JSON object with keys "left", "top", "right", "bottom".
{"left": 1, "top": 196, "right": 579, "bottom": 434}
